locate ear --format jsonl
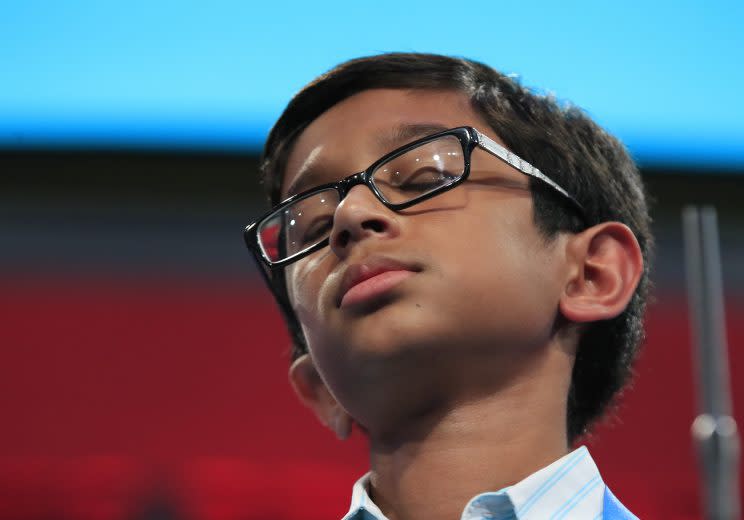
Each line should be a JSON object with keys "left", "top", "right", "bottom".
{"left": 559, "top": 222, "right": 644, "bottom": 323}
{"left": 288, "top": 354, "right": 353, "bottom": 440}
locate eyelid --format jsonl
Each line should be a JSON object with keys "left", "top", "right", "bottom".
{"left": 284, "top": 125, "right": 450, "bottom": 198}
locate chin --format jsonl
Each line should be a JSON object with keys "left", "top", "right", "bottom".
{"left": 341, "top": 303, "right": 440, "bottom": 355}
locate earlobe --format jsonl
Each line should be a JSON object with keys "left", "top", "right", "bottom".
{"left": 288, "top": 354, "right": 354, "bottom": 440}
{"left": 559, "top": 222, "right": 643, "bottom": 323}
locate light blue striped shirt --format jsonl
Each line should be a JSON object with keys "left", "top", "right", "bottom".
{"left": 342, "top": 446, "right": 606, "bottom": 520}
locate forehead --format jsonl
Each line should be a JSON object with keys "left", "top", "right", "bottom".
{"left": 280, "top": 89, "right": 497, "bottom": 198}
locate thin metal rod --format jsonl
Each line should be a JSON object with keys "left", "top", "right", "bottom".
{"left": 683, "top": 205, "right": 740, "bottom": 520}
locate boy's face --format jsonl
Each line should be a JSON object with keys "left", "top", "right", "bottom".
{"left": 281, "top": 89, "right": 571, "bottom": 427}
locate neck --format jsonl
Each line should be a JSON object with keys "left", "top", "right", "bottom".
{"left": 365, "top": 350, "right": 571, "bottom": 520}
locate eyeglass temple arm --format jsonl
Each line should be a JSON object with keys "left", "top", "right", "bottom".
{"left": 471, "top": 129, "right": 585, "bottom": 215}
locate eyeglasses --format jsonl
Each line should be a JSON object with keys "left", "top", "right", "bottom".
{"left": 244, "top": 126, "right": 585, "bottom": 268}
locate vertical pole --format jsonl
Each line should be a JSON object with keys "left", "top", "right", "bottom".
{"left": 683, "top": 206, "right": 740, "bottom": 520}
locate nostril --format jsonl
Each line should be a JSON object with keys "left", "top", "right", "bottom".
{"left": 362, "top": 219, "right": 386, "bottom": 233}
{"left": 337, "top": 229, "right": 351, "bottom": 248}
{"left": 333, "top": 217, "right": 389, "bottom": 250}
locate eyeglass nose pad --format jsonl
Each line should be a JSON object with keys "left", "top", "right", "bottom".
{"left": 337, "top": 170, "right": 368, "bottom": 197}
{"left": 330, "top": 182, "right": 400, "bottom": 253}
{"left": 333, "top": 169, "right": 384, "bottom": 214}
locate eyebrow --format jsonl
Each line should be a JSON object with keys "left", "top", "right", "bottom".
{"left": 375, "top": 122, "right": 452, "bottom": 151}
{"left": 284, "top": 122, "right": 452, "bottom": 198}
{"left": 285, "top": 165, "right": 330, "bottom": 199}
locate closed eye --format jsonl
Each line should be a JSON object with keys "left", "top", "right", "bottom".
{"left": 298, "top": 215, "right": 333, "bottom": 245}
{"left": 376, "top": 167, "right": 458, "bottom": 192}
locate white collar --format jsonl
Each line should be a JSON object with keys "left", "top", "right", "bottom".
{"left": 342, "top": 446, "right": 606, "bottom": 520}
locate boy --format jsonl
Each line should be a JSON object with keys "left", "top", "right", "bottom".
{"left": 244, "top": 53, "right": 652, "bottom": 519}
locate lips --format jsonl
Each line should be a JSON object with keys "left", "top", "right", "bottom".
{"left": 337, "top": 257, "right": 420, "bottom": 308}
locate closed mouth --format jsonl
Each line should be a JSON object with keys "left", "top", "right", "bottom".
{"left": 337, "top": 257, "right": 421, "bottom": 308}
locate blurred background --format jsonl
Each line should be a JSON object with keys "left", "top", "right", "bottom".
{"left": 1, "top": 1, "right": 743, "bottom": 519}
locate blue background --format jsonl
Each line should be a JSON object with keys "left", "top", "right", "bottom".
{"left": 2, "top": 0, "right": 743, "bottom": 167}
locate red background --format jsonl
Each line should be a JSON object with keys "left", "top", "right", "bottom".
{"left": 2, "top": 275, "right": 743, "bottom": 519}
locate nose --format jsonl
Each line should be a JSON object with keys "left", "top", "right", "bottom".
{"left": 329, "top": 185, "right": 400, "bottom": 258}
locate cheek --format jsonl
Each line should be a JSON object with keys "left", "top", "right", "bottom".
{"left": 426, "top": 211, "right": 558, "bottom": 343}
{"left": 285, "top": 253, "right": 338, "bottom": 349}
{"left": 285, "top": 258, "right": 321, "bottom": 326}
{"left": 285, "top": 249, "right": 328, "bottom": 305}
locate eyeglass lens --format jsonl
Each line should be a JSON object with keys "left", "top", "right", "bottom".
{"left": 258, "top": 134, "right": 465, "bottom": 262}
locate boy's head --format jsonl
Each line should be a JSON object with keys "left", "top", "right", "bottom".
{"left": 250, "top": 53, "right": 653, "bottom": 442}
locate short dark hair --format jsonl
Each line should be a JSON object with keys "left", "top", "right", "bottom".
{"left": 257, "top": 53, "right": 654, "bottom": 442}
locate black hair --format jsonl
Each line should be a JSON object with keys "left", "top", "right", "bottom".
{"left": 258, "top": 53, "right": 654, "bottom": 442}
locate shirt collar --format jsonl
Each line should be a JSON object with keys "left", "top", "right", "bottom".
{"left": 342, "top": 446, "right": 606, "bottom": 520}
{"left": 342, "top": 472, "right": 387, "bottom": 520}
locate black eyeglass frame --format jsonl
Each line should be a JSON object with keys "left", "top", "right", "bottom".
{"left": 244, "top": 126, "right": 586, "bottom": 269}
